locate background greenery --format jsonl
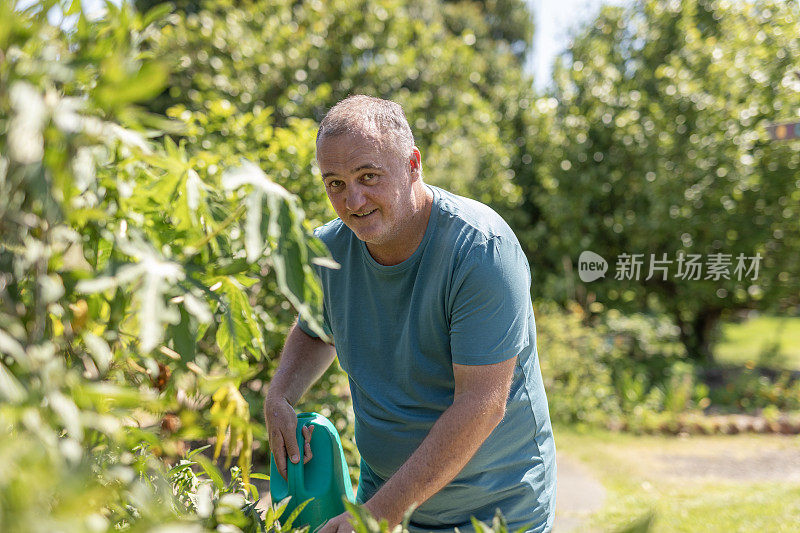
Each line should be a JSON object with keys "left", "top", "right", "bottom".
{"left": 1, "top": 0, "right": 798, "bottom": 531}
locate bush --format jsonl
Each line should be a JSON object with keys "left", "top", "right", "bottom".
{"left": 0, "top": 2, "right": 328, "bottom": 530}
{"left": 536, "top": 301, "right": 623, "bottom": 427}
{"left": 537, "top": 302, "right": 799, "bottom": 433}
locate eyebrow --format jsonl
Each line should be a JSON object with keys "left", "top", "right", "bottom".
{"left": 322, "top": 163, "right": 384, "bottom": 179}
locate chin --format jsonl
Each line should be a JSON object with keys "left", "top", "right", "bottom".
{"left": 345, "top": 219, "right": 382, "bottom": 241}
{"left": 353, "top": 230, "right": 380, "bottom": 244}
{"left": 351, "top": 226, "right": 387, "bottom": 245}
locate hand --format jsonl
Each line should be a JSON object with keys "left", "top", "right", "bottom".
{"left": 318, "top": 512, "right": 355, "bottom": 533}
{"left": 264, "top": 395, "right": 314, "bottom": 480}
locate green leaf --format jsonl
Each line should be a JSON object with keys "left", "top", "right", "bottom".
{"left": 267, "top": 194, "right": 327, "bottom": 341}
{"left": 47, "top": 391, "right": 83, "bottom": 440}
{"left": 0, "top": 360, "right": 25, "bottom": 402}
{"left": 187, "top": 445, "right": 212, "bottom": 459}
{"left": 169, "top": 306, "right": 196, "bottom": 363}
{"left": 65, "top": 0, "right": 81, "bottom": 16}
{"left": 249, "top": 473, "right": 270, "bottom": 481}
{"left": 245, "top": 190, "right": 264, "bottom": 263}
{"left": 215, "top": 277, "right": 265, "bottom": 369}
{"left": 281, "top": 498, "right": 312, "bottom": 531}
{"left": 195, "top": 454, "right": 225, "bottom": 490}
{"left": 167, "top": 461, "right": 196, "bottom": 476}
{"left": 82, "top": 332, "right": 112, "bottom": 373}
{"left": 216, "top": 313, "right": 250, "bottom": 374}
{"left": 0, "top": 329, "right": 27, "bottom": 366}
{"left": 209, "top": 257, "right": 252, "bottom": 276}
{"left": 142, "top": 2, "right": 173, "bottom": 27}
{"left": 96, "top": 61, "right": 169, "bottom": 108}
{"left": 272, "top": 496, "right": 291, "bottom": 526}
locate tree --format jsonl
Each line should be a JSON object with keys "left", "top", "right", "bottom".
{"left": 135, "top": 0, "right": 535, "bottom": 228}
{"left": 519, "top": 0, "right": 800, "bottom": 363}
{"left": 440, "top": 0, "right": 535, "bottom": 60}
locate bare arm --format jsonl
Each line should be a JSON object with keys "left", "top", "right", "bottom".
{"left": 264, "top": 321, "right": 336, "bottom": 479}
{"left": 266, "top": 321, "right": 336, "bottom": 406}
{"left": 362, "top": 357, "right": 516, "bottom": 527}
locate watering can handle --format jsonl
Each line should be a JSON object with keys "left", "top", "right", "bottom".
{"left": 287, "top": 422, "right": 308, "bottom": 491}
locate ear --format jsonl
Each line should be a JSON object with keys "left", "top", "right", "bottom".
{"left": 408, "top": 147, "right": 422, "bottom": 181}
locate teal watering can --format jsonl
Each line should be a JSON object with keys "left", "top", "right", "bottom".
{"left": 269, "top": 412, "right": 355, "bottom": 531}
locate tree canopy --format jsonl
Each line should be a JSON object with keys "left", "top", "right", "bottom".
{"left": 136, "top": 0, "right": 535, "bottom": 230}
{"left": 518, "top": 0, "right": 800, "bottom": 362}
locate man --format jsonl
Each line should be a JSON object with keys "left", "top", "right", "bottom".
{"left": 264, "top": 95, "right": 556, "bottom": 532}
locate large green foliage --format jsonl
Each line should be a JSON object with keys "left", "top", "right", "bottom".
{"left": 520, "top": 0, "right": 800, "bottom": 362}
{"left": 0, "top": 1, "right": 331, "bottom": 529}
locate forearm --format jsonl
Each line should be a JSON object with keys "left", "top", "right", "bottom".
{"left": 363, "top": 393, "right": 505, "bottom": 526}
{"left": 266, "top": 321, "right": 336, "bottom": 407}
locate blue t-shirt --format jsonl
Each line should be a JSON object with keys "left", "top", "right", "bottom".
{"left": 299, "top": 185, "right": 556, "bottom": 532}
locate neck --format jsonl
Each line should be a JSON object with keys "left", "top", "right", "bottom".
{"left": 367, "top": 183, "right": 433, "bottom": 266}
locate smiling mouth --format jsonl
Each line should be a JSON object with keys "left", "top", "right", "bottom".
{"left": 352, "top": 209, "right": 377, "bottom": 218}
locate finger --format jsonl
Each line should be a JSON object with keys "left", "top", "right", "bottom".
{"left": 302, "top": 425, "right": 314, "bottom": 464}
{"left": 271, "top": 431, "right": 288, "bottom": 481}
{"left": 283, "top": 424, "right": 301, "bottom": 465}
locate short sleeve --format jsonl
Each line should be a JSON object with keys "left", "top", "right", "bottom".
{"left": 448, "top": 237, "right": 531, "bottom": 365}
{"left": 297, "top": 267, "right": 333, "bottom": 340}
{"left": 297, "top": 227, "right": 334, "bottom": 340}
{"left": 296, "top": 309, "right": 332, "bottom": 339}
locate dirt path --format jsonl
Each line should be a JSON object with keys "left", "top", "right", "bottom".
{"left": 597, "top": 433, "right": 800, "bottom": 484}
{"left": 553, "top": 452, "right": 606, "bottom": 532}
{"left": 552, "top": 431, "right": 800, "bottom": 531}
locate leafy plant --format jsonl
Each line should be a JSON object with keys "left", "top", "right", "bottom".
{"left": 0, "top": 1, "right": 331, "bottom": 530}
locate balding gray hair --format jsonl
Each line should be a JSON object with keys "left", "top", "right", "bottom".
{"left": 316, "top": 95, "right": 415, "bottom": 161}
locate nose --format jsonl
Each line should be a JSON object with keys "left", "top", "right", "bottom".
{"left": 345, "top": 184, "right": 366, "bottom": 212}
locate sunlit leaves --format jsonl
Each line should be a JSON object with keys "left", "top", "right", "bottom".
{"left": 522, "top": 0, "right": 800, "bottom": 361}
{"left": 1, "top": 1, "right": 332, "bottom": 530}
{"left": 77, "top": 237, "right": 185, "bottom": 352}
{"left": 209, "top": 383, "right": 253, "bottom": 483}
{"left": 214, "top": 277, "right": 264, "bottom": 371}
{"left": 222, "top": 160, "right": 330, "bottom": 341}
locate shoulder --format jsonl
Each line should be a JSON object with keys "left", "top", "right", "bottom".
{"left": 313, "top": 217, "right": 349, "bottom": 248}
{"left": 427, "top": 186, "right": 530, "bottom": 292}
{"left": 310, "top": 218, "right": 357, "bottom": 272}
{"left": 430, "top": 185, "right": 524, "bottom": 257}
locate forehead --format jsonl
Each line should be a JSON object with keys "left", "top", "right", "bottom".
{"left": 316, "top": 132, "right": 400, "bottom": 172}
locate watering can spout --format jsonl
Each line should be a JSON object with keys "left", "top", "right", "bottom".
{"left": 269, "top": 412, "right": 355, "bottom": 530}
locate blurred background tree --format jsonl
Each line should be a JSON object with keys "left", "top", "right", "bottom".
{"left": 134, "top": 0, "right": 533, "bottom": 227}
{"left": 520, "top": 0, "right": 800, "bottom": 364}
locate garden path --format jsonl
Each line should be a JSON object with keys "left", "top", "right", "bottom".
{"left": 553, "top": 452, "right": 606, "bottom": 532}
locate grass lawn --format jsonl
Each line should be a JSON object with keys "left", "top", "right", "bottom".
{"left": 555, "top": 424, "right": 800, "bottom": 532}
{"left": 715, "top": 315, "right": 800, "bottom": 370}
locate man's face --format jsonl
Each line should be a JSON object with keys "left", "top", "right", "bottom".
{"left": 317, "top": 132, "right": 418, "bottom": 249}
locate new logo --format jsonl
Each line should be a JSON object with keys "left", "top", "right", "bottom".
{"left": 578, "top": 251, "right": 608, "bottom": 282}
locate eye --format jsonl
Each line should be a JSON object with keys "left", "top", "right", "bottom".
{"left": 326, "top": 179, "right": 344, "bottom": 190}
{"left": 362, "top": 173, "right": 377, "bottom": 182}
